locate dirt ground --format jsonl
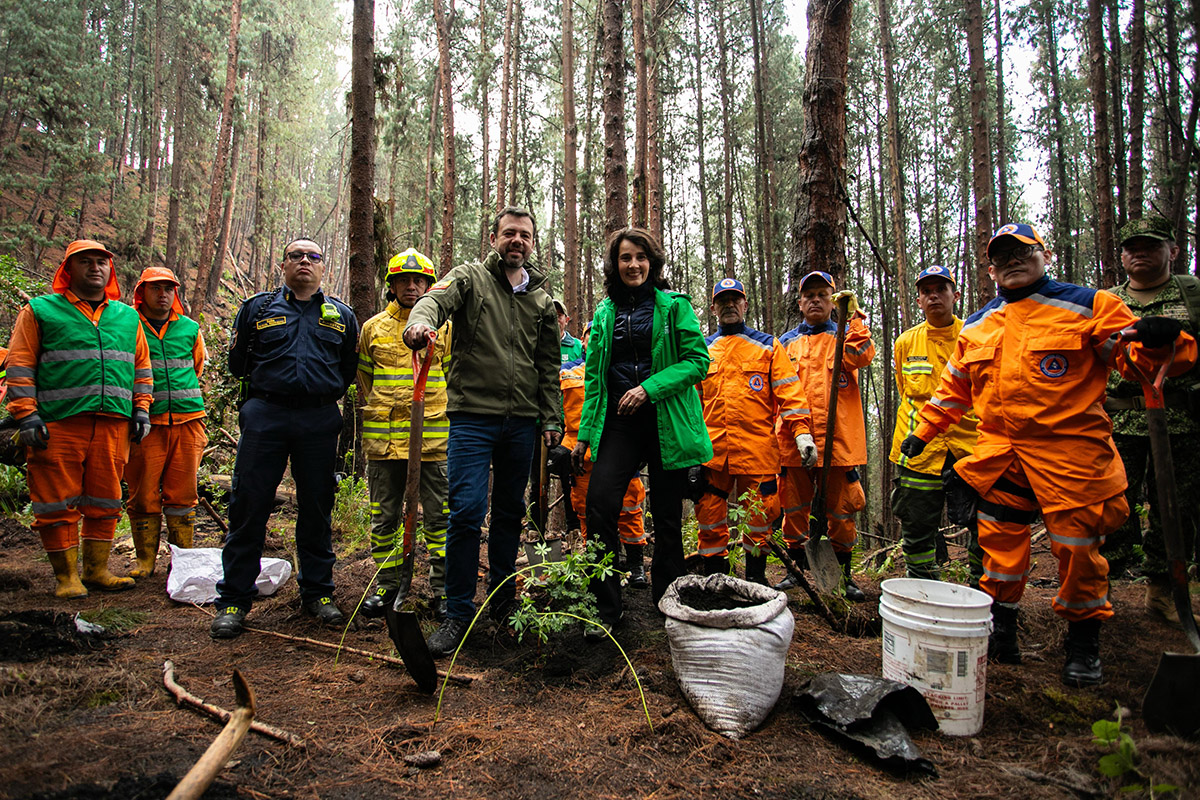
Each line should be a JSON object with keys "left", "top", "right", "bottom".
{"left": 2, "top": 510, "right": 1199, "bottom": 800}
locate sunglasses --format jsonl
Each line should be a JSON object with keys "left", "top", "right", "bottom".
{"left": 285, "top": 250, "right": 324, "bottom": 263}
{"left": 989, "top": 243, "right": 1041, "bottom": 267}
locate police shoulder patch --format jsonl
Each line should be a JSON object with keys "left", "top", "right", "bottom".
{"left": 430, "top": 276, "right": 454, "bottom": 292}
{"left": 256, "top": 316, "right": 287, "bottom": 330}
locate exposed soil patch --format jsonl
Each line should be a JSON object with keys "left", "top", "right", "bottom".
{"left": 677, "top": 583, "right": 765, "bottom": 611}
{"left": 0, "top": 610, "right": 113, "bottom": 661}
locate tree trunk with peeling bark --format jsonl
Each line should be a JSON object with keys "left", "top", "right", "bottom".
{"left": 348, "top": 0, "right": 378, "bottom": 328}
{"left": 601, "top": 0, "right": 627, "bottom": 233}
{"left": 432, "top": 0, "right": 455, "bottom": 273}
{"left": 963, "top": 0, "right": 995, "bottom": 306}
{"left": 1086, "top": 0, "right": 1117, "bottom": 285}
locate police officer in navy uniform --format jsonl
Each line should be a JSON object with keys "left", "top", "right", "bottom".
{"left": 211, "top": 238, "right": 358, "bottom": 639}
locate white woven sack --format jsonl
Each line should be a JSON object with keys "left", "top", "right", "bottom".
{"left": 165, "top": 545, "right": 292, "bottom": 604}
{"left": 659, "top": 573, "right": 794, "bottom": 738}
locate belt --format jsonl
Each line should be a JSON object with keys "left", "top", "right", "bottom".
{"left": 249, "top": 389, "right": 340, "bottom": 409}
{"left": 1104, "top": 391, "right": 1188, "bottom": 412}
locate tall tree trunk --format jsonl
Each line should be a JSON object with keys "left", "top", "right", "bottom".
{"left": 496, "top": 0, "right": 515, "bottom": 211}
{"left": 424, "top": 72, "right": 441, "bottom": 255}
{"left": 877, "top": 0, "right": 907, "bottom": 326}
{"left": 1044, "top": 0, "right": 1074, "bottom": 283}
{"left": 432, "top": 0, "right": 456, "bottom": 273}
{"left": 964, "top": 0, "right": 995, "bottom": 306}
{"left": 1087, "top": 0, "right": 1117, "bottom": 285}
{"left": 1107, "top": 0, "right": 1125, "bottom": 226}
{"left": 630, "top": 0, "right": 648, "bottom": 228}
{"left": 116, "top": 0, "right": 138, "bottom": 187}
{"left": 251, "top": 33, "right": 269, "bottom": 291}
{"left": 139, "top": 0, "right": 165, "bottom": 266}
{"left": 714, "top": 0, "right": 735, "bottom": 277}
{"left": 749, "top": 0, "right": 774, "bottom": 331}
{"left": 582, "top": 0, "right": 603, "bottom": 309}
{"left": 209, "top": 125, "right": 242, "bottom": 301}
{"left": 349, "top": 0, "right": 378, "bottom": 331}
{"left": 787, "top": 0, "right": 851, "bottom": 327}
{"left": 1128, "top": 0, "right": 1146, "bottom": 218}
{"left": 478, "top": 0, "right": 490, "bottom": 258}
{"left": 601, "top": 0, "right": 627, "bottom": 233}
{"left": 562, "top": 0, "right": 580, "bottom": 321}
{"left": 993, "top": 0, "right": 1009, "bottom": 223}
{"left": 164, "top": 33, "right": 187, "bottom": 276}
{"left": 646, "top": 0, "right": 663, "bottom": 244}
{"left": 192, "top": 0, "right": 242, "bottom": 318}
{"left": 692, "top": 6, "right": 713, "bottom": 303}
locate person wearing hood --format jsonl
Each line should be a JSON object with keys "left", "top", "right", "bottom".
{"left": 122, "top": 267, "right": 206, "bottom": 579}
{"left": 5, "top": 240, "right": 154, "bottom": 597}
{"left": 404, "top": 208, "right": 562, "bottom": 657}
{"left": 901, "top": 223, "right": 1197, "bottom": 688}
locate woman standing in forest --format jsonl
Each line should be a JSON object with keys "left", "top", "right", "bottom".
{"left": 571, "top": 228, "right": 712, "bottom": 640}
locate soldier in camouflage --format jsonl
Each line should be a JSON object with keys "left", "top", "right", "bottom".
{"left": 1103, "top": 215, "right": 1200, "bottom": 624}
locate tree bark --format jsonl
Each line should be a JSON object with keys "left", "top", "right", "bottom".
{"left": 748, "top": 0, "right": 775, "bottom": 331}
{"left": 562, "top": 0, "right": 580, "bottom": 322}
{"left": 349, "top": 0, "right": 378, "bottom": 330}
{"left": 646, "top": 0, "right": 663, "bottom": 244}
{"left": 164, "top": 33, "right": 186, "bottom": 276}
{"left": 1128, "top": 0, "right": 1145, "bottom": 218}
{"left": 1086, "top": 0, "right": 1117, "bottom": 285}
{"left": 478, "top": 0, "right": 491, "bottom": 258}
{"left": 692, "top": 5, "right": 713, "bottom": 304}
{"left": 993, "top": 0, "right": 1009, "bottom": 223}
{"left": 432, "top": 0, "right": 455, "bottom": 273}
{"left": 964, "top": 0, "right": 995, "bottom": 306}
{"left": 1107, "top": 0, "right": 1125, "bottom": 226}
{"left": 496, "top": 0, "right": 515, "bottom": 211}
{"left": 251, "top": 33, "right": 269, "bottom": 291}
{"left": 1043, "top": 0, "right": 1074, "bottom": 284}
{"left": 139, "top": 0, "right": 164, "bottom": 266}
{"left": 601, "top": 0, "right": 628, "bottom": 233}
{"left": 630, "top": 0, "right": 648, "bottom": 228}
{"left": 424, "top": 72, "right": 440, "bottom": 256}
{"left": 877, "top": 0, "right": 907, "bottom": 326}
{"left": 714, "top": 0, "right": 735, "bottom": 277}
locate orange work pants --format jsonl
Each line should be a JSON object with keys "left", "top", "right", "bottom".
{"left": 571, "top": 464, "right": 647, "bottom": 546}
{"left": 976, "top": 463, "right": 1126, "bottom": 622}
{"left": 124, "top": 418, "right": 207, "bottom": 517}
{"left": 779, "top": 465, "right": 866, "bottom": 554}
{"left": 696, "top": 471, "right": 781, "bottom": 557}
{"left": 27, "top": 415, "right": 130, "bottom": 552}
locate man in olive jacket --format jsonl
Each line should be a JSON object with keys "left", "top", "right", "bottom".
{"left": 404, "top": 207, "right": 562, "bottom": 656}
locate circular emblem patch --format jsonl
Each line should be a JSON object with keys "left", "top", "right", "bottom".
{"left": 838, "top": 373, "right": 850, "bottom": 388}
{"left": 1039, "top": 353, "right": 1068, "bottom": 378}
{"left": 748, "top": 374, "right": 765, "bottom": 392}
{"left": 719, "top": 278, "right": 737, "bottom": 289}
{"left": 997, "top": 223, "right": 1019, "bottom": 236}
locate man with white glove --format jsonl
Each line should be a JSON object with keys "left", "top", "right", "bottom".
{"left": 695, "top": 278, "right": 813, "bottom": 584}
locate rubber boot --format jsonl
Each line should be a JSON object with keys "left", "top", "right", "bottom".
{"left": 165, "top": 510, "right": 195, "bottom": 549}
{"left": 625, "top": 542, "right": 647, "bottom": 586}
{"left": 128, "top": 514, "right": 162, "bottom": 578}
{"left": 989, "top": 602, "right": 1021, "bottom": 664}
{"left": 702, "top": 555, "right": 729, "bottom": 576}
{"left": 745, "top": 551, "right": 768, "bottom": 585}
{"left": 80, "top": 539, "right": 135, "bottom": 591}
{"left": 1145, "top": 577, "right": 1181, "bottom": 625}
{"left": 1062, "top": 619, "right": 1103, "bottom": 687}
{"left": 46, "top": 548, "right": 87, "bottom": 599}
{"left": 836, "top": 550, "right": 866, "bottom": 602}
{"left": 773, "top": 547, "right": 806, "bottom": 590}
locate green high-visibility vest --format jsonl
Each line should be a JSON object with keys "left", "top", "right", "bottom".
{"left": 29, "top": 293, "right": 143, "bottom": 421}
{"left": 143, "top": 314, "right": 204, "bottom": 417}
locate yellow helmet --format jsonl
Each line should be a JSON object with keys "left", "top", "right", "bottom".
{"left": 386, "top": 248, "right": 436, "bottom": 281}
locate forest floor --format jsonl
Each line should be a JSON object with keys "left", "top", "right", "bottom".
{"left": 1, "top": 504, "right": 1199, "bottom": 800}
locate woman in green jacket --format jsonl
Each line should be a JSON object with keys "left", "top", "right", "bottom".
{"left": 571, "top": 227, "right": 712, "bottom": 637}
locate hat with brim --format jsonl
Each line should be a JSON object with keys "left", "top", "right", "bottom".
{"left": 1118, "top": 216, "right": 1175, "bottom": 247}
{"left": 132, "top": 266, "right": 186, "bottom": 316}
{"left": 798, "top": 271, "right": 835, "bottom": 292}
{"left": 52, "top": 239, "right": 121, "bottom": 301}
{"left": 915, "top": 264, "right": 956, "bottom": 287}
{"left": 552, "top": 298, "right": 568, "bottom": 315}
{"left": 712, "top": 277, "right": 746, "bottom": 301}
{"left": 987, "top": 223, "right": 1046, "bottom": 258}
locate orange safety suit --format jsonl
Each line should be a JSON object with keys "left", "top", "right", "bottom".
{"left": 913, "top": 277, "right": 1198, "bottom": 621}
{"left": 561, "top": 359, "right": 645, "bottom": 546}
{"left": 697, "top": 323, "right": 811, "bottom": 556}
{"left": 6, "top": 263, "right": 153, "bottom": 552}
{"left": 776, "top": 313, "right": 875, "bottom": 553}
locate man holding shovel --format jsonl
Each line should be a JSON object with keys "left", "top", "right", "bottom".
{"left": 901, "top": 223, "right": 1195, "bottom": 687}
{"left": 776, "top": 271, "right": 875, "bottom": 601}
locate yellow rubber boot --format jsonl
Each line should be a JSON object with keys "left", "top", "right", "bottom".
{"left": 80, "top": 539, "right": 135, "bottom": 591}
{"left": 165, "top": 510, "right": 195, "bottom": 549}
{"left": 46, "top": 548, "right": 87, "bottom": 599}
{"left": 128, "top": 514, "right": 162, "bottom": 578}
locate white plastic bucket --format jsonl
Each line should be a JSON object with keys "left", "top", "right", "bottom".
{"left": 879, "top": 578, "right": 993, "bottom": 736}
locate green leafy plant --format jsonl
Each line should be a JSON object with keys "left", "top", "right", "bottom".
{"left": 1092, "top": 708, "right": 1178, "bottom": 796}
{"left": 331, "top": 471, "right": 370, "bottom": 548}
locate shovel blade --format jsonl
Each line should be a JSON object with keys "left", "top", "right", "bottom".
{"left": 807, "top": 536, "right": 842, "bottom": 596}
{"left": 1142, "top": 652, "right": 1200, "bottom": 739}
{"left": 385, "top": 608, "right": 439, "bottom": 694}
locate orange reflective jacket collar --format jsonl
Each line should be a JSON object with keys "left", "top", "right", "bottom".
{"left": 52, "top": 240, "right": 121, "bottom": 301}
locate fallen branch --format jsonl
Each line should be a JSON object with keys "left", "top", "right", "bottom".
{"left": 199, "top": 497, "right": 228, "bottom": 536}
{"left": 769, "top": 541, "right": 842, "bottom": 633}
{"left": 218, "top": 427, "right": 238, "bottom": 447}
{"left": 166, "top": 668, "right": 257, "bottom": 800}
{"left": 162, "top": 660, "right": 305, "bottom": 748}
{"left": 998, "top": 765, "right": 1102, "bottom": 798}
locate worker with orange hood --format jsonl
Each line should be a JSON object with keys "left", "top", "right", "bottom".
{"left": 5, "top": 240, "right": 154, "bottom": 597}
{"left": 123, "top": 267, "right": 207, "bottom": 578}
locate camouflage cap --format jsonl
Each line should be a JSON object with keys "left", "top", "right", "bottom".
{"left": 1118, "top": 215, "right": 1174, "bottom": 246}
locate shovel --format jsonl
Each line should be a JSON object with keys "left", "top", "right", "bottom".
{"left": 1121, "top": 334, "right": 1200, "bottom": 738}
{"left": 806, "top": 293, "right": 852, "bottom": 595}
{"left": 384, "top": 331, "right": 440, "bottom": 695}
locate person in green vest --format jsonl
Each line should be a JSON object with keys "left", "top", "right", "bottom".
{"left": 4, "top": 239, "right": 154, "bottom": 597}
{"left": 123, "top": 267, "right": 207, "bottom": 578}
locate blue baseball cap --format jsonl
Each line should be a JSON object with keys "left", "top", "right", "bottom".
{"left": 915, "top": 264, "right": 956, "bottom": 287}
{"left": 712, "top": 277, "right": 746, "bottom": 301}
{"left": 987, "top": 223, "right": 1046, "bottom": 257}
{"left": 798, "top": 270, "right": 836, "bottom": 291}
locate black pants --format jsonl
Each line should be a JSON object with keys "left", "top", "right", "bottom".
{"left": 586, "top": 405, "right": 687, "bottom": 623}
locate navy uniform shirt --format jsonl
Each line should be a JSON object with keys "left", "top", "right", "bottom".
{"left": 229, "top": 285, "right": 358, "bottom": 399}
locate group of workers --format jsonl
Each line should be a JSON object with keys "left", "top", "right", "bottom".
{"left": 4, "top": 208, "right": 1197, "bottom": 691}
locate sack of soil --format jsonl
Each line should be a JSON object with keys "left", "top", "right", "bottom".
{"left": 658, "top": 574, "right": 794, "bottom": 738}
{"left": 165, "top": 545, "right": 292, "bottom": 604}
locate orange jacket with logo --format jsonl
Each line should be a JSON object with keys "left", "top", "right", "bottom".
{"left": 561, "top": 358, "right": 586, "bottom": 452}
{"left": 777, "top": 313, "right": 875, "bottom": 468}
{"left": 914, "top": 276, "right": 1197, "bottom": 512}
{"left": 699, "top": 323, "right": 811, "bottom": 475}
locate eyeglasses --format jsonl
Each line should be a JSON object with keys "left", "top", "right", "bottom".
{"left": 989, "top": 244, "right": 1041, "bottom": 267}
{"left": 285, "top": 251, "right": 324, "bottom": 263}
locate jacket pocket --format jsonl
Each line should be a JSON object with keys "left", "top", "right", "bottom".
{"left": 1028, "top": 332, "right": 1087, "bottom": 383}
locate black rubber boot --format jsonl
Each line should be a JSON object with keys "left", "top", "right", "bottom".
{"left": 989, "top": 602, "right": 1022, "bottom": 664}
{"left": 745, "top": 552, "right": 768, "bottom": 585}
{"left": 772, "top": 548, "right": 806, "bottom": 590}
{"left": 625, "top": 542, "right": 647, "bottom": 587}
{"left": 1062, "top": 619, "right": 1103, "bottom": 687}
{"left": 836, "top": 550, "right": 866, "bottom": 602}
{"left": 360, "top": 586, "right": 396, "bottom": 618}
{"left": 703, "top": 555, "right": 730, "bottom": 576}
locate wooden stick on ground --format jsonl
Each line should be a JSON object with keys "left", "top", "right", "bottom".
{"left": 199, "top": 497, "right": 228, "bottom": 536}
{"left": 769, "top": 540, "right": 842, "bottom": 632}
{"left": 162, "top": 660, "right": 306, "bottom": 748}
{"left": 166, "top": 668, "right": 258, "bottom": 800}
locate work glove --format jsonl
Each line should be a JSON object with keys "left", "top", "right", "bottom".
{"left": 130, "top": 409, "right": 151, "bottom": 444}
{"left": 1130, "top": 316, "right": 1185, "bottom": 349}
{"left": 831, "top": 290, "right": 859, "bottom": 316}
{"left": 547, "top": 444, "right": 573, "bottom": 481}
{"left": 900, "top": 434, "right": 927, "bottom": 459}
{"left": 17, "top": 413, "right": 49, "bottom": 449}
{"left": 685, "top": 465, "right": 706, "bottom": 503}
{"left": 795, "top": 433, "right": 818, "bottom": 468}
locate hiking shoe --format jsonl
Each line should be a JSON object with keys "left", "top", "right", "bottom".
{"left": 210, "top": 606, "right": 247, "bottom": 639}
{"left": 1062, "top": 619, "right": 1102, "bottom": 688}
{"left": 1145, "top": 579, "right": 1181, "bottom": 625}
{"left": 360, "top": 587, "right": 395, "bottom": 618}
{"left": 303, "top": 596, "right": 346, "bottom": 626}
{"left": 627, "top": 566, "right": 648, "bottom": 587}
{"left": 427, "top": 617, "right": 470, "bottom": 657}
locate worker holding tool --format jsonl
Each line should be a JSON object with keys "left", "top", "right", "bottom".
{"left": 902, "top": 223, "right": 1196, "bottom": 687}
{"left": 5, "top": 239, "right": 154, "bottom": 597}
{"left": 775, "top": 271, "right": 875, "bottom": 601}
{"left": 888, "top": 265, "right": 981, "bottom": 582}
{"left": 1102, "top": 216, "right": 1200, "bottom": 624}
{"left": 123, "top": 267, "right": 207, "bottom": 578}
{"left": 357, "top": 248, "right": 452, "bottom": 620}
{"left": 694, "top": 277, "right": 815, "bottom": 584}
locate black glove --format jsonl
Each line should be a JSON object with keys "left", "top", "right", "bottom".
{"left": 17, "top": 413, "right": 49, "bottom": 449}
{"left": 685, "top": 465, "right": 706, "bottom": 502}
{"left": 900, "top": 434, "right": 927, "bottom": 459}
{"left": 1131, "top": 316, "right": 1185, "bottom": 349}
{"left": 547, "top": 445, "right": 573, "bottom": 481}
{"left": 130, "top": 409, "right": 152, "bottom": 444}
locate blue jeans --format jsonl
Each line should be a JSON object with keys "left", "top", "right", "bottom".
{"left": 444, "top": 412, "right": 538, "bottom": 622}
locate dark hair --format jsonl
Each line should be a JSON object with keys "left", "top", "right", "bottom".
{"left": 603, "top": 227, "right": 670, "bottom": 295}
{"left": 490, "top": 207, "right": 537, "bottom": 239}
{"left": 281, "top": 237, "right": 322, "bottom": 262}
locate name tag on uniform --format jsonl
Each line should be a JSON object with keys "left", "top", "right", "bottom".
{"left": 257, "top": 316, "right": 287, "bottom": 330}
{"left": 318, "top": 318, "right": 346, "bottom": 333}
